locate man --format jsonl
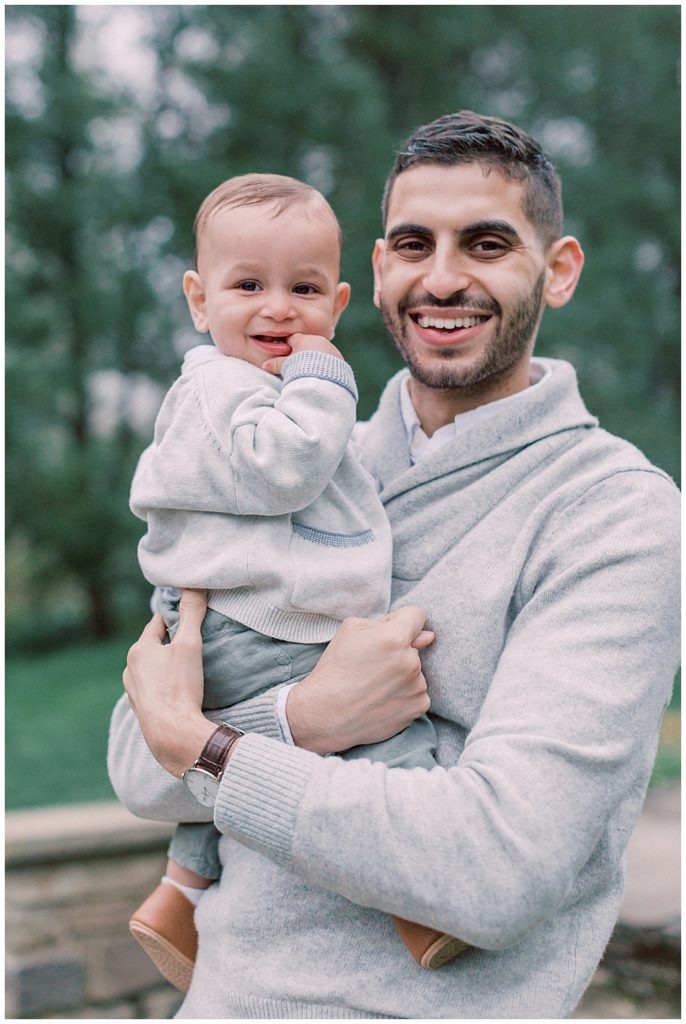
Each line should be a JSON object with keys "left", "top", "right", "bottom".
{"left": 111, "top": 111, "right": 680, "bottom": 1019}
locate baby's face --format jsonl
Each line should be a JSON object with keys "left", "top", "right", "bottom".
{"left": 183, "top": 202, "right": 349, "bottom": 368}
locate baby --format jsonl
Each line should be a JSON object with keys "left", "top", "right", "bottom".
{"left": 128, "top": 173, "right": 468, "bottom": 991}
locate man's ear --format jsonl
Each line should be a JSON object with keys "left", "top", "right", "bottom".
{"left": 183, "top": 270, "right": 210, "bottom": 333}
{"left": 371, "top": 239, "right": 385, "bottom": 309}
{"left": 543, "top": 237, "right": 584, "bottom": 309}
{"left": 332, "top": 281, "right": 351, "bottom": 329}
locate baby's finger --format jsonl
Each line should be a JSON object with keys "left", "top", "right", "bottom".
{"left": 262, "top": 356, "right": 288, "bottom": 376}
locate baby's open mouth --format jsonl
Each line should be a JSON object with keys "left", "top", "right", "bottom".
{"left": 253, "top": 335, "right": 292, "bottom": 344}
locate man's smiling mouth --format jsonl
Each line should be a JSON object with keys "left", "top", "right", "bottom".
{"left": 415, "top": 315, "right": 490, "bottom": 330}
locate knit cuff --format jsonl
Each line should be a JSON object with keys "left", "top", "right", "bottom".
{"left": 210, "top": 686, "right": 284, "bottom": 742}
{"left": 214, "top": 733, "right": 320, "bottom": 867}
{"left": 281, "top": 350, "right": 358, "bottom": 401}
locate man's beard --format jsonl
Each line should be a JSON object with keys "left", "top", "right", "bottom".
{"left": 379, "top": 272, "right": 546, "bottom": 392}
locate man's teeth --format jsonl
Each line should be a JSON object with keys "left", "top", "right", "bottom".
{"left": 417, "top": 315, "right": 488, "bottom": 329}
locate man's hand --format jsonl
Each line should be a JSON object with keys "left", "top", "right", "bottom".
{"left": 123, "top": 589, "right": 216, "bottom": 778}
{"left": 287, "top": 606, "right": 434, "bottom": 755}
{"left": 262, "top": 332, "right": 344, "bottom": 376}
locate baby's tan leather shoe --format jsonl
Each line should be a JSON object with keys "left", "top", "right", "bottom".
{"left": 129, "top": 883, "right": 198, "bottom": 992}
{"left": 392, "top": 915, "right": 470, "bottom": 968}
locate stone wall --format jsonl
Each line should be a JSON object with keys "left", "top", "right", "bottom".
{"left": 6, "top": 789, "right": 680, "bottom": 1019}
{"left": 6, "top": 803, "right": 183, "bottom": 1019}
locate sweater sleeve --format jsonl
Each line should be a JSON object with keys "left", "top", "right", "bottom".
{"left": 131, "top": 351, "right": 358, "bottom": 520}
{"left": 107, "top": 683, "right": 288, "bottom": 823}
{"left": 227, "top": 351, "right": 358, "bottom": 514}
{"left": 211, "top": 470, "right": 680, "bottom": 949}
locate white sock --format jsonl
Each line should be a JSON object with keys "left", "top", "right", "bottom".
{"left": 161, "top": 874, "right": 207, "bottom": 907}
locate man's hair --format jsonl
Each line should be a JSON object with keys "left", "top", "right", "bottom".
{"left": 194, "top": 172, "right": 341, "bottom": 268}
{"left": 382, "top": 111, "right": 563, "bottom": 247}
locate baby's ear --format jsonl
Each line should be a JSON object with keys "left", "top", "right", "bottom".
{"left": 333, "top": 281, "right": 351, "bottom": 326}
{"left": 183, "top": 271, "right": 210, "bottom": 332}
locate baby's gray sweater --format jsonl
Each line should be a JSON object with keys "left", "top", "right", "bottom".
{"left": 109, "top": 358, "right": 680, "bottom": 1019}
{"left": 130, "top": 345, "right": 391, "bottom": 643}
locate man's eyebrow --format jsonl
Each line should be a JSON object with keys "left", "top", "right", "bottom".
{"left": 461, "top": 220, "right": 522, "bottom": 240}
{"left": 386, "top": 223, "right": 434, "bottom": 242}
{"left": 386, "top": 220, "right": 524, "bottom": 243}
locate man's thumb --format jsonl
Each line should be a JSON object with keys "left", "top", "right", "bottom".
{"left": 411, "top": 630, "right": 435, "bottom": 650}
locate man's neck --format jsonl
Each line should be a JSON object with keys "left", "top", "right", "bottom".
{"left": 408, "top": 358, "right": 532, "bottom": 437}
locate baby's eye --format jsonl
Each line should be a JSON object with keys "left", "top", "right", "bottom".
{"left": 292, "top": 283, "right": 319, "bottom": 295}
{"left": 237, "top": 280, "right": 261, "bottom": 292}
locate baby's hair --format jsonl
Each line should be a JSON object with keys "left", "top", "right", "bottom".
{"left": 193, "top": 173, "right": 341, "bottom": 268}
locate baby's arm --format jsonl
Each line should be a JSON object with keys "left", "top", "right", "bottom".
{"left": 226, "top": 345, "right": 358, "bottom": 515}
{"left": 261, "top": 331, "right": 343, "bottom": 375}
{"left": 131, "top": 344, "right": 359, "bottom": 524}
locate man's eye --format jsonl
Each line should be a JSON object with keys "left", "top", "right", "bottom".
{"left": 293, "top": 283, "right": 318, "bottom": 295}
{"left": 238, "top": 280, "right": 261, "bottom": 291}
{"left": 393, "top": 238, "right": 431, "bottom": 257}
{"left": 471, "top": 239, "right": 509, "bottom": 258}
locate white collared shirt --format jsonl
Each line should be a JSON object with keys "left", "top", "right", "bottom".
{"left": 400, "top": 359, "right": 551, "bottom": 464}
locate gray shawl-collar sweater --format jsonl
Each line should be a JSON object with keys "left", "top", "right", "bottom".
{"left": 109, "top": 357, "right": 680, "bottom": 1019}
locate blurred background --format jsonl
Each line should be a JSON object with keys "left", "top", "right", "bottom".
{"left": 6, "top": 4, "right": 680, "bottom": 812}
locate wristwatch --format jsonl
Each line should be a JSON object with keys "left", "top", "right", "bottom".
{"left": 182, "top": 723, "right": 244, "bottom": 807}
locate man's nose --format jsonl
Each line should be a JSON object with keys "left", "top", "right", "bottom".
{"left": 421, "top": 252, "right": 473, "bottom": 301}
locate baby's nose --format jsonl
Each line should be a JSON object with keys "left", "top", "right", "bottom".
{"left": 260, "top": 291, "right": 296, "bottom": 321}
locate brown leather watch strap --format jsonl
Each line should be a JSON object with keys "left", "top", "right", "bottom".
{"left": 195, "top": 724, "right": 243, "bottom": 775}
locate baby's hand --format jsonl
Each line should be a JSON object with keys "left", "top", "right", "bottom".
{"left": 262, "top": 333, "right": 343, "bottom": 375}
{"left": 288, "top": 333, "right": 343, "bottom": 359}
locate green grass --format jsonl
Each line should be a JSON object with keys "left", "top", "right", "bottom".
{"left": 5, "top": 640, "right": 681, "bottom": 809}
{"left": 6, "top": 637, "right": 131, "bottom": 809}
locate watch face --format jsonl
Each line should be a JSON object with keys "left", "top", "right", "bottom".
{"left": 183, "top": 767, "right": 219, "bottom": 807}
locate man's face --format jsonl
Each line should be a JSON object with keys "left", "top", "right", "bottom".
{"left": 373, "top": 162, "right": 553, "bottom": 393}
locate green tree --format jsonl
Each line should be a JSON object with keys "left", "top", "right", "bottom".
{"left": 6, "top": 6, "right": 170, "bottom": 643}
{"left": 6, "top": 5, "right": 679, "bottom": 648}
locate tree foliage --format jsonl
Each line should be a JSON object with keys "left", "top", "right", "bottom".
{"left": 6, "top": 4, "right": 680, "bottom": 647}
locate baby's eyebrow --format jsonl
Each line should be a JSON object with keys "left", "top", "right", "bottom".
{"left": 293, "top": 264, "right": 329, "bottom": 278}
{"left": 229, "top": 261, "right": 263, "bottom": 274}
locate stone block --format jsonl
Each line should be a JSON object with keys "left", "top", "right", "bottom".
{"left": 5, "top": 901, "right": 65, "bottom": 956}
{"left": 142, "top": 986, "right": 185, "bottom": 1019}
{"left": 86, "top": 935, "right": 165, "bottom": 1002}
{"left": 6, "top": 952, "right": 85, "bottom": 1018}
{"left": 9, "top": 852, "right": 167, "bottom": 910}
{"left": 46, "top": 1000, "right": 136, "bottom": 1018}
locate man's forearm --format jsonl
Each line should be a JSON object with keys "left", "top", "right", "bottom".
{"left": 108, "top": 695, "right": 216, "bottom": 823}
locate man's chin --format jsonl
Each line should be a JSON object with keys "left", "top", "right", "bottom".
{"left": 400, "top": 349, "right": 491, "bottom": 391}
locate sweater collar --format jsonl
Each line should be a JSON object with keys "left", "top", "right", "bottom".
{"left": 182, "top": 344, "right": 224, "bottom": 372}
{"left": 399, "top": 359, "right": 552, "bottom": 465}
{"left": 361, "top": 357, "right": 598, "bottom": 500}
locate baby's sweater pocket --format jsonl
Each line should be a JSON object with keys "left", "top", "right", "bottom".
{"left": 289, "top": 519, "right": 389, "bottom": 621}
